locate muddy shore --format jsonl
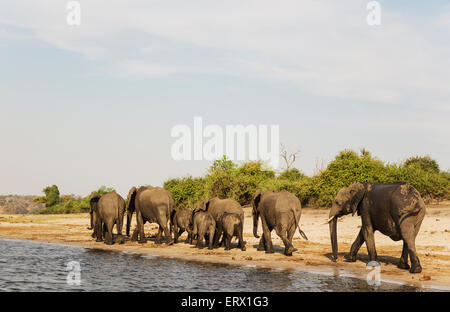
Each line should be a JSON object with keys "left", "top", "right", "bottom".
{"left": 1, "top": 204, "right": 450, "bottom": 291}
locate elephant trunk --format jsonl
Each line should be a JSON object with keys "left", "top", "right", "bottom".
{"left": 328, "top": 205, "right": 339, "bottom": 261}
{"left": 253, "top": 212, "right": 260, "bottom": 238}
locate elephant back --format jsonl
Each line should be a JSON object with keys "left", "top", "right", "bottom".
{"left": 98, "top": 192, "right": 124, "bottom": 215}
{"left": 136, "top": 186, "right": 173, "bottom": 213}
{"left": 275, "top": 191, "right": 301, "bottom": 212}
{"left": 208, "top": 198, "right": 244, "bottom": 222}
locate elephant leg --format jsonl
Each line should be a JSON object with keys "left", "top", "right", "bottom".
{"left": 257, "top": 234, "right": 266, "bottom": 251}
{"left": 362, "top": 223, "right": 377, "bottom": 261}
{"left": 197, "top": 231, "right": 204, "bottom": 249}
{"left": 212, "top": 229, "right": 221, "bottom": 248}
{"left": 276, "top": 226, "right": 294, "bottom": 256}
{"left": 192, "top": 223, "right": 198, "bottom": 245}
{"left": 287, "top": 223, "right": 295, "bottom": 244}
{"left": 238, "top": 229, "right": 246, "bottom": 251}
{"left": 222, "top": 233, "right": 229, "bottom": 250}
{"left": 262, "top": 223, "right": 274, "bottom": 254}
{"left": 136, "top": 211, "right": 146, "bottom": 244}
{"left": 178, "top": 229, "right": 184, "bottom": 239}
{"left": 95, "top": 220, "right": 103, "bottom": 242}
{"left": 173, "top": 225, "right": 179, "bottom": 243}
{"left": 116, "top": 218, "right": 124, "bottom": 245}
{"left": 155, "top": 226, "right": 163, "bottom": 244}
{"left": 105, "top": 221, "right": 114, "bottom": 245}
{"left": 215, "top": 224, "right": 223, "bottom": 249}
{"left": 227, "top": 235, "right": 232, "bottom": 251}
{"left": 91, "top": 216, "right": 98, "bottom": 238}
{"left": 175, "top": 226, "right": 181, "bottom": 243}
{"left": 397, "top": 242, "right": 410, "bottom": 270}
{"left": 88, "top": 212, "right": 94, "bottom": 230}
{"left": 186, "top": 228, "right": 192, "bottom": 244}
{"left": 131, "top": 227, "right": 139, "bottom": 241}
{"left": 345, "top": 229, "right": 365, "bottom": 262}
{"left": 208, "top": 228, "right": 215, "bottom": 250}
{"left": 186, "top": 232, "right": 191, "bottom": 244}
{"left": 162, "top": 224, "right": 174, "bottom": 245}
{"left": 400, "top": 220, "right": 422, "bottom": 273}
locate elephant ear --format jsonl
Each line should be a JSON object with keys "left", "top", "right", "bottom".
{"left": 126, "top": 187, "right": 137, "bottom": 212}
{"left": 349, "top": 183, "right": 366, "bottom": 216}
{"left": 200, "top": 199, "right": 210, "bottom": 211}
{"left": 90, "top": 194, "right": 101, "bottom": 212}
{"left": 252, "top": 190, "right": 262, "bottom": 212}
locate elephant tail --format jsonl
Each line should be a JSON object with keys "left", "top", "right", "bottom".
{"left": 292, "top": 207, "right": 308, "bottom": 241}
{"left": 297, "top": 227, "right": 308, "bottom": 241}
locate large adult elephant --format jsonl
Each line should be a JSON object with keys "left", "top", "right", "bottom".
{"left": 126, "top": 186, "right": 174, "bottom": 245}
{"left": 90, "top": 192, "right": 125, "bottom": 245}
{"left": 327, "top": 182, "right": 426, "bottom": 273}
{"left": 252, "top": 190, "right": 308, "bottom": 256}
{"left": 198, "top": 197, "right": 244, "bottom": 248}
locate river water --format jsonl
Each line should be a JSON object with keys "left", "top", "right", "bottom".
{"left": 0, "top": 238, "right": 429, "bottom": 292}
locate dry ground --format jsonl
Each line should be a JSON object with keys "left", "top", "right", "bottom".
{"left": 1, "top": 203, "right": 450, "bottom": 290}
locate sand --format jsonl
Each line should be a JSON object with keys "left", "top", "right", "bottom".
{"left": 1, "top": 203, "right": 450, "bottom": 291}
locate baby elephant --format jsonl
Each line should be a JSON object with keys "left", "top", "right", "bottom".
{"left": 191, "top": 210, "right": 216, "bottom": 250}
{"left": 217, "top": 213, "right": 246, "bottom": 251}
{"left": 171, "top": 209, "right": 193, "bottom": 244}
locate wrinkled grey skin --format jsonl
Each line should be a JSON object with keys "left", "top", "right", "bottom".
{"left": 126, "top": 186, "right": 174, "bottom": 245}
{"left": 199, "top": 197, "right": 244, "bottom": 248}
{"left": 252, "top": 190, "right": 308, "bottom": 256}
{"left": 89, "top": 197, "right": 99, "bottom": 235}
{"left": 170, "top": 209, "right": 193, "bottom": 244}
{"left": 217, "top": 212, "right": 246, "bottom": 251}
{"left": 191, "top": 210, "right": 216, "bottom": 250}
{"left": 88, "top": 204, "right": 95, "bottom": 230}
{"left": 90, "top": 192, "right": 125, "bottom": 245}
{"left": 328, "top": 182, "right": 426, "bottom": 273}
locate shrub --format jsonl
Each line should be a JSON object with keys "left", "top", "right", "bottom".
{"left": 404, "top": 156, "right": 440, "bottom": 174}
{"left": 310, "top": 150, "right": 390, "bottom": 206}
{"left": 278, "top": 168, "right": 306, "bottom": 181}
{"left": 42, "top": 185, "right": 61, "bottom": 207}
{"left": 164, "top": 151, "right": 449, "bottom": 209}
{"left": 164, "top": 176, "right": 206, "bottom": 209}
{"left": 386, "top": 164, "right": 449, "bottom": 203}
{"left": 35, "top": 186, "right": 115, "bottom": 214}
{"left": 203, "top": 157, "right": 276, "bottom": 205}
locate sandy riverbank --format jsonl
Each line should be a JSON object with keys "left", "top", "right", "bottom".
{"left": 1, "top": 204, "right": 450, "bottom": 291}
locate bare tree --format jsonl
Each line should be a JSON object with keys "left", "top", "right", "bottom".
{"left": 280, "top": 144, "right": 300, "bottom": 171}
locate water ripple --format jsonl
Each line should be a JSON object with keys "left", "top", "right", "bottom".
{"left": 0, "top": 238, "right": 429, "bottom": 292}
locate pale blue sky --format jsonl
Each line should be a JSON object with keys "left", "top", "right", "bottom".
{"left": 0, "top": 1, "right": 449, "bottom": 196}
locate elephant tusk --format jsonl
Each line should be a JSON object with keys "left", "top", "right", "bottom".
{"left": 324, "top": 216, "right": 335, "bottom": 225}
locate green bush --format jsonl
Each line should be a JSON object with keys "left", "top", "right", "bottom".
{"left": 385, "top": 164, "right": 449, "bottom": 202}
{"left": 277, "top": 168, "right": 306, "bottom": 181}
{"left": 404, "top": 156, "right": 440, "bottom": 174}
{"left": 42, "top": 185, "right": 61, "bottom": 207}
{"left": 164, "top": 151, "right": 449, "bottom": 209}
{"left": 204, "top": 157, "right": 275, "bottom": 205}
{"left": 258, "top": 176, "right": 314, "bottom": 206}
{"left": 35, "top": 186, "right": 115, "bottom": 214}
{"left": 164, "top": 176, "right": 206, "bottom": 209}
{"left": 310, "top": 150, "right": 391, "bottom": 206}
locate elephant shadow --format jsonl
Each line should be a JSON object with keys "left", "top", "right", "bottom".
{"left": 251, "top": 244, "right": 298, "bottom": 255}
{"left": 324, "top": 252, "right": 400, "bottom": 266}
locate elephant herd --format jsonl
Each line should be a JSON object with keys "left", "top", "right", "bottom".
{"left": 89, "top": 182, "right": 426, "bottom": 274}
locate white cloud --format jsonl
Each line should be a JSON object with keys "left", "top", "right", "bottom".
{"left": 0, "top": 0, "right": 449, "bottom": 107}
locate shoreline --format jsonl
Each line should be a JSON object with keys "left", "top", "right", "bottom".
{"left": 1, "top": 207, "right": 450, "bottom": 291}
{"left": 0, "top": 235, "right": 447, "bottom": 291}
